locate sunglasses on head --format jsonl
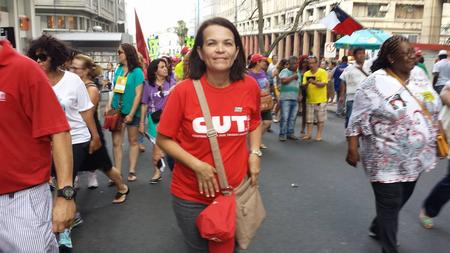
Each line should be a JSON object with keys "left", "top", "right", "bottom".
{"left": 117, "top": 50, "right": 124, "bottom": 55}
{"left": 33, "top": 53, "right": 48, "bottom": 62}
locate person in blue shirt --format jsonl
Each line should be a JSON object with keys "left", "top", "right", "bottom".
{"left": 333, "top": 56, "right": 348, "bottom": 116}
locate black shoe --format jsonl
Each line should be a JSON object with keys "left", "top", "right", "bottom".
{"left": 368, "top": 229, "right": 400, "bottom": 247}
{"left": 150, "top": 176, "right": 162, "bottom": 184}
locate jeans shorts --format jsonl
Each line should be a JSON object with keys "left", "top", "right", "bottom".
{"left": 121, "top": 114, "right": 140, "bottom": 127}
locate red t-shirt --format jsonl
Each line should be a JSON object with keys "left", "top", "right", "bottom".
{"left": 158, "top": 75, "right": 261, "bottom": 204}
{"left": 0, "top": 40, "right": 70, "bottom": 194}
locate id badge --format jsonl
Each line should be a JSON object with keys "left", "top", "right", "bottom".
{"left": 114, "top": 76, "right": 127, "bottom": 94}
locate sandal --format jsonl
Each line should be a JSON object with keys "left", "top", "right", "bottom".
{"left": 302, "top": 135, "right": 311, "bottom": 140}
{"left": 107, "top": 180, "right": 115, "bottom": 187}
{"left": 419, "top": 209, "right": 434, "bottom": 229}
{"left": 112, "top": 186, "right": 129, "bottom": 204}
{"left": 127, "top": 172, "right": 137, "bottom": 182}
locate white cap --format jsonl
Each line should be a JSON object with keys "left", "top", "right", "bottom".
{"left": 438, "top": 50, "right": 448, "bottom": 56}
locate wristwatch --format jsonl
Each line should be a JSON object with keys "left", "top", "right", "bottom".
{"left": 250, "top": 149, "right": 262, "bottom": 157}
{"left": 57, "top": 186, "right": 77, "bottom": 200}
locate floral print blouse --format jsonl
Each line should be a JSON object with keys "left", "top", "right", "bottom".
{"left": 346, "top": 68, "right": 442, "bottom": 183}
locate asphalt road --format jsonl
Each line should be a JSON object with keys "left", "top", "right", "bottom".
{"left": 72, "top": 112, "right": 450, "bottom": 253}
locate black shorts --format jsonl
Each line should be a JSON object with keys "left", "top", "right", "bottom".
{"left": 52, "top": 141, "right": 90, "bottom": 182}
{"left": 81, "top": 119, "right": 113, "bottom": 172}
{"left": 261, "top": 110, "right": 272, "bottom": 121}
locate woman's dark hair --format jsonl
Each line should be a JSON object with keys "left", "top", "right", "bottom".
{"left": 147, "top": 58, "right": 166, "bottom": 86}
{"left": 371, "top": 35, "right": 409, "bottom": 73}
{"left": 189, "top": 17, "right": 246, "bottom": 82}
{"left": 120, "top": 43, "right": 140, "bottom": 71}
{"left": 277, "top": 59, "right": 288, "bottom": 72}
{"left": 27, "top": 34, "right": 69, "bottom": 71}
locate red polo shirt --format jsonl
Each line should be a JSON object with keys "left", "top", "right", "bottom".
{"left": 0, "top": 40, "right": 70, "bottom": 194}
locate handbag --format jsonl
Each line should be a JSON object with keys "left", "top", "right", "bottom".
{"left": 150, "top": 109, "right": 162, "bottom": 123}
{"left": 388, "top": 69, "right": 449, "bottom": 159}
{"left": 103, "top": 94, "right": 123, "bottom": 131}
{"left": 193, "top": 80, "right": 266, "bottom": 250}
{"left": 260, "top": 90, "right": 274, "bottom": 112}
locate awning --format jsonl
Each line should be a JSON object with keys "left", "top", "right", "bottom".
{"left": 53, "top": 32, "right": 123, "bottom": 42}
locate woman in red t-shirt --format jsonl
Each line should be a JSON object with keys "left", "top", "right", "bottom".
{"left": 156, "top": 17, "right": 262, "bottom": 252}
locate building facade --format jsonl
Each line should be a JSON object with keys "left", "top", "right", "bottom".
{"left": 0, "top": 0, "right": 35, "bottom": 54}
{"left": 207, "top": 0, "right": 450, "bottom": 59}
{"left": 33, "top": 0, "right": 130, "bottom": 65}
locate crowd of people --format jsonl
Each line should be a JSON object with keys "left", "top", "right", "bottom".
{"left": 1, "top": 15, "right": 450, "bottom": 253}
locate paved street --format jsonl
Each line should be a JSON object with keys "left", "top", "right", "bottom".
{"left": 72, "top": 111, "right": 450, "bottom": 253}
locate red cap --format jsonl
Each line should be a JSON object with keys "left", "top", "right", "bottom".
{"left": 250, "top": 53, "right": 267, "bottom": 63}
{"left": 181, "top": 47, "right": 190, "bottom": 55}
{"left": 196, "top": 194, "right": 236, "bottom": 253}
{"left": 414, "top": 47, "right": 422, "bottom": 57}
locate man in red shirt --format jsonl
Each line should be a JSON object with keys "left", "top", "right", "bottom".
{"left": 0, "top": 40, "right": 76, "bottom": 252}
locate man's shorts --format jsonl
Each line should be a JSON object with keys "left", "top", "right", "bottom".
{"left": 306, "top": 103, "right": 327, "bottom": 124}
{"left": 0, "top": 184, "right": 58, "bottom": 253}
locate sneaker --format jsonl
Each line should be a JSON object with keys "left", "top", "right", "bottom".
{"left": 58, "top": 228, "right": 73, "bottom": 249}
{"left": 279, "top": 135, "right": 287, "bottom": 141}
{"left": 74, "top": 175, "right": 80, "bottom": 190}
{"left": 287, "top": 135, "right": 299, "bottom": 140}
{"left": 87, "top": 171, "right": 98, "bottom": 189}
{"left": 71, "top": 212, "right": 83, "bottom": 229}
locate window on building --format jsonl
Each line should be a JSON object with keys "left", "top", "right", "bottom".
{"left": 367, "top": 4, "right": 387, "bottom": 18}
{"left": 395, "top": 4, "right": 423, "bottom": 19}
{"left": 266, "top": 17, "right": 271, "bottom": 28}
{"left": 57, "top": 16, "right": 65, "bottom": 29}
{"left": 306, "top": 9, "right": 314, "bottom": 21}
{"left": 0, "top": 0, "right": 7, "bottom": 12}
{"left": 281, "top": 14, "right": 286, "bottom": 25}
{"left": 317, "top": 7, "right": 326, "bottom": 19}
{"left": 407, "top": 34, "right": 418, "bottom": 43}
{"left": 79, "top": 17, "right": 85, "bottom": 30}
{"left": 274, "top": 16, "right": 279, "bottom": 26}
{"left": 67, "top": 16, "right": 77, "bottom": 30}
{"left": 47, "top": 16, "right": 55, "bottom": 29}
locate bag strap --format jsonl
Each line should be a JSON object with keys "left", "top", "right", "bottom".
{"left": 192, "top": 80, "right": 232, "bottom": 194}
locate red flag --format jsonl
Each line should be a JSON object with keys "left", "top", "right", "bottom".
{"left": 135, "top": 9, "right": 150, "bottom": 65}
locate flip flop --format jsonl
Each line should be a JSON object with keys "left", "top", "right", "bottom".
{"left": 419, "top": 209, "right": 434, "bottom": 229}
{"left": 112, "top": 186, "right": 130, "bottom": 204}
{"left": 127, "top": 172, "right": 137, "bottom": 182}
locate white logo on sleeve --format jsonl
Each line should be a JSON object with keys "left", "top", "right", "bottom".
{"left": 0, "top": 91, "right": 5, "bottom": 102}
{"left": 192, "top": 115, "right": 249, "bottom": 136}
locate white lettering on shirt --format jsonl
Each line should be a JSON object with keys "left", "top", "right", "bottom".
{"left": 192, "top": 115, "right": 249, "bottom": 135}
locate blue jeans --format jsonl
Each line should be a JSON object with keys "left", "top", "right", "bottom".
{"left": 279, "top": 99, "right": 298, "bottom": 136}
{"left": 345, "top": 100, "right": 354, "bottom": 128}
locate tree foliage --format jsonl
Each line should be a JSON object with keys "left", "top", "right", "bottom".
{"left": 175, "top": 20, "right": 188, "bottom": 47}
{"left": 255, "top": 0, "right": 318, "bottom": 56}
